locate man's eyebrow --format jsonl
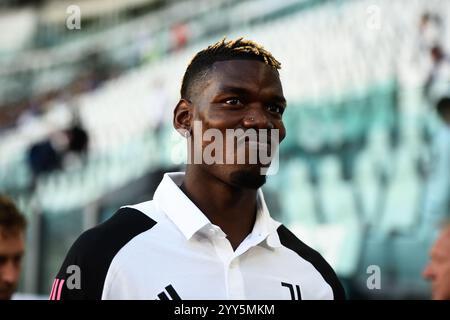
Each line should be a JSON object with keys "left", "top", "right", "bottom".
{"left": 272, "top": 95, "right": 287, "bottom": 105}
{"left": 216, "top": 85, "right": 286, "bottom": 104}
{"left": 216, "top": 85, "right": 252, "bottom": 96}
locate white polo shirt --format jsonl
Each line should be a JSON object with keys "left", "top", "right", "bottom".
{"left": 51, "top": 172, "right": 345, "bottom": 300}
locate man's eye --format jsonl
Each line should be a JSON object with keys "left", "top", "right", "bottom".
{"left": 267, "top": 105, "right": 284, "bottom": 115}
{"left": 224, "top": 98, "right": 242, "bottom": 106}
{"left": 13, "top": 255, "right": 23, "bottom": 265}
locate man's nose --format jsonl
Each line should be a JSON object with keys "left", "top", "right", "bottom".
{"left": 1, "top": 261, "right": 20, "bottom": 284}
{"left": 242, "top": 105, "right": 273, "bottom": 130}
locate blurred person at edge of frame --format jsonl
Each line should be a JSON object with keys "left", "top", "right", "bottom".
{"left": 0, "top": 195, "right": 26, "bottom": 300}
{"left": 423, "top": 222, "right": 450, "bottom": 300}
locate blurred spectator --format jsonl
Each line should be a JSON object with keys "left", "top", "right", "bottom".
{"left": 27, "top": 123, "right": 89, "bottom": 185}
{"left": 422, "top": 223, "right": 450, "bottom": 300}
{"left": 421, "top": 97, "right": 450, "bottom": 232}
{"left": 418, "top": 12, "right": 444, "bottom": 54}
{"left": 423, "top": 45, "right": 450, "bottom": 103}
{"left": 0, "top": 195, "right": 27, "bottom": 300}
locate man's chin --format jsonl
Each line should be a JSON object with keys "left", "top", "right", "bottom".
{"left": 229, "top": 168, "right": 266, "bottom": 189}
{"left": 433, "top": 289, "right": 450, "bottom": 300}
{"left": 0, "top": 291, "right": 13, "bottom": 300}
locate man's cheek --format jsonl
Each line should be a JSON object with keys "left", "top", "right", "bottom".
{"left": 442, "top": 265, "right": 450, "bottom": 299}
{"left": 279, "top": 126, "right": 286, "bottom": 142}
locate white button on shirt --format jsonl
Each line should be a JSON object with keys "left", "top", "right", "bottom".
{"left": 53, "top": 172, "right": 344, "bottom": 300}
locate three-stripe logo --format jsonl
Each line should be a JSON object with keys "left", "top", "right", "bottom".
{"left": 157, "top": 284, "right": 181, "bottom": 300}
{"left": 49, "top": 278, "right": 65, "bottom": 300}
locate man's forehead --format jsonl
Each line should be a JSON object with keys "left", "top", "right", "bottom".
{"left": 206, "top": 59, "right": 282, "bottom": 93}
{"left": 0, "top": 228, "right": 24, "bottom": 245}
{"left": 0, "top": 240, "right": 24, "bottom": 257}
{"left": 432, "top": 230, "right": 450, "bottom": 257}
{"left": 439, "top": 226, "right": 450, "bottom": 245}
{"left": 211, "top": 59, "right": 280, "bottom": 81}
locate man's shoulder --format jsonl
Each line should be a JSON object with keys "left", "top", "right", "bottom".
{"left": 123, "top": 199, "right": 161, "bottom": 220}
{"left": 79, "top": 205, "right": 157, "bottom": 251}
{"left": 52, "top": 205, "right": 159, "bottom": 299}
{"left": 276, "top": 224, "right": 346, "bottom": 300}
{"left": 276, "top": 224, "right": 325, "bottom": 263}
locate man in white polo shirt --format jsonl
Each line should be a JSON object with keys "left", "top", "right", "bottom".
{"left": 51, "top": 38, "right": 345, "bottom": 300}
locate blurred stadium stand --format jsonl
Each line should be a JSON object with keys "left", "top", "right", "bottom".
{"left": 1, "top": 0, "right": 450, "bottom": 299}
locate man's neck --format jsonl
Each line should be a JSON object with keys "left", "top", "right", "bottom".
{"left": 181, "top": 167, "right": 258, "bottom": 250}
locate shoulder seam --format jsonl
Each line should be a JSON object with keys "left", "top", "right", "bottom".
{"left": 54, "top": 207, "right": 157, "bottom": 300}
{"left": 277, "top": 224, "right": 346, "bottom": 300}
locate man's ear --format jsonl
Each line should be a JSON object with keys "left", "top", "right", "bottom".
{"left": 173, "top": 98, "right": 192, "bottom": 136}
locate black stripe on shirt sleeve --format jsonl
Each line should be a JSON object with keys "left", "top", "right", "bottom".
{"left": 51, "top": 207, "right": 157, "bottom": 300}
{"left": 277, "top": 224, "right": 346, "bottom": 300}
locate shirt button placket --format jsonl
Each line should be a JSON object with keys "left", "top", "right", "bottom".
{"left": 227, "top": 258, "right": 245, "bottom": 299}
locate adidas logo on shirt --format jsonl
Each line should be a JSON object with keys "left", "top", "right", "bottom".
{"left": 157, "top": 285, "right": 181, "bottom": 300}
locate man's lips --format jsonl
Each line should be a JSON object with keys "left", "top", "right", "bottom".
{"left": 243, "top": 140, "right": 271, "bottom": 151}
{"left": 236, "top": 133, "right": 271, "bottom": 148}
